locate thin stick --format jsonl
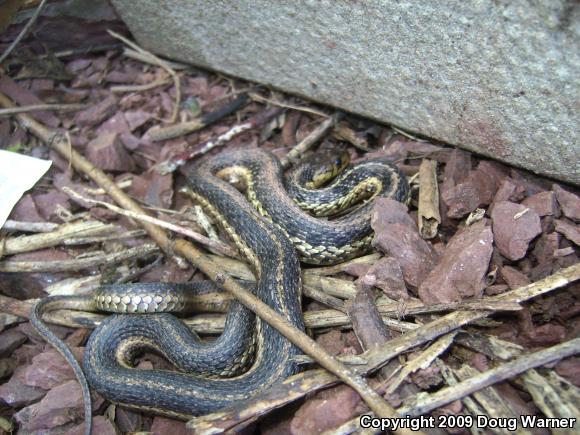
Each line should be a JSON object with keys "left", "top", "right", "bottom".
{"left": 385, "top": 333, "right": 456, "bottom": 395}
{"left": 108, "top": 30, "right": 181, "bottom": 123}
{"left": 0, "top": 103, "right": 87, "bottom": 116}
{"left": 156, "top": 107, "right": 283, "bottom": 174}
{"left": 0, "top": 93, "right": 414, "bottom": 435}
{"left": 2, "top": 220, "right": 59, "bottom": 232}
{"left": 280, "top": 112, "right": 342, "bottom": 168}
{"left": 332, "top": 123, "right": 372, "bottom": 151}
{"left": 122, "top": 47, "right": 190, "bottom": 71}
{"left": 249, "top": 92, "right": 329, "bottom": 118}
{"left": 147, "top": 93, "right": 248, "bottom": 142}
{"left": 0, "top": 243, "right": 158, "bottom": 272}
{"left": 0, "top": 0, "right": 47, "bottom": 64}
{"left": 110, "top": 78, "right": 171, "bottom": 93}
{"left": 63, "top": 187, "right": 238, "bottom": 258}
{"left": 2, "top": 220, "right": 117, "bottom": 256}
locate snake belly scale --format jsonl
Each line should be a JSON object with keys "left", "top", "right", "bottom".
{"left": 31, "top": 147, "right": 409, "bottom": 433}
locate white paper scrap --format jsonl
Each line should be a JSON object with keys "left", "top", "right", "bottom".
{"left": 0, "top": 150, "right": 52, "bottom": 228}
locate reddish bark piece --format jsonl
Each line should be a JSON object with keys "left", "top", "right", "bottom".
{"left": 522, "top": 191, "right": 559, "bottom": 217}
{"left": 554, "top": 219, "right": 580, "bottom": 246}
{"left": 0, "top": 75, "right": 60, "bottom": 127}
{"left": 441, "top": 148, "right": 471, "bottom": 191}
{"left": 491, "top": 201, "right": 542, "bottom": 261}
{"left": 370, "top": 197, "right": 416, "bottom": 230}
{"left": 555, "top": 247, "right": 575, "bottom": 258}
{"left": 489, "top": 178, "right": 526, "bottom": 214}
{"left": 183, "top": 76, "right": 209, "bottom": 98}
{"left": 0, "top": 328, "right": 27, "bottom": 356}
{"left": 9, "top": 248, "right": 73, "bottom": 266}
{"left": 0, "top": 368, "right": 46, "bottom": 407}
{"left": 341, "top": 261, "right": 372, "bottom": 277}
{"left": 553, "top": 185, "right": 580, "bottom": 221}
{"left": 524, "top": 323, "right": 567, "bottom": 347}
{"left": 140, "top": 257, "right": 195, "bottom": 284}
{"left": 75, "top": 95, "right": 118, "bottom": 127}
{"left": 400, "top": 140, "right": 446, "bottom": 158}
{"left": 65, "top": 416, "right": 119, "bottom": 435}
{"left": 372, "top": 222, "right": 438, "bottom": 289}
{"left": 485, "top": 284, "right": 508, "bottom": 296}
{"left": 494, "top": 382, "right": 538, "bottom": 417}
{"left": 150, "top": 417, "right": 189, "bottom": 435}
{"left": 33, "top": 190, "right": 70, "bottom": 221}
{"left": 359, "top": 257, "right": 408, "bottom": 300}
{"left": 555, "top": 357, "right": 580, "bottom": 387}
{"left": 477, "top": 160, "right": 510, "bottom": 184}
{"left": 9, "top": 193, "right": 44, "bottom": 222}
{"left": 119, "top": 132, "right": 142, "bottom": 151}
{"left": 15, "top": 380, "right": 103, "bottom": 432}
{"left": 510, "top": 169, "right": 551, "bottom": 196}
{"left": 129, "top": 171, "right": 174, "bottom": 208}
{"left": 379, "top": 139, "right": 408, "bottom": 161}
{"left": 114, "top": 407, "right": 148, "bottom": 433}
{"left": 105, "top": 70, "right": 137, "bottom": 83}
{"left": 532, "top": 232, "right": 560, "bottom": 265}
{"left": 442, "top": 181, "right": 480, "bottom": 219}
{"left": 470, "top": 353, "right": 489, "bottom": 372}
{"left": 66, "top": 59, "right": 92, "bottom": 74}
{"left": 443, "top": 168, "right": 498, "bottom": 218}
{"left": 500, "top": 266, "right": 530, "bottom": 289}
{"left": 65, "top": 328, "right": 91, "bottom": 348}
{"left": 125, "top": 110, "right": 154, "bottom": 132}
{"left": 290, "top": 385, "right": 363, "bottom": 435}
{"left": 471, "top": 169, "right": 498, "bottom": 204}
{"left": 96, "top": 112, "right": 130, "bottom": 136}
{"left": 411, "top": 364, "right": 442, "bottom": 389}
{"left": 315, "top": 330, "right": 355, "bottom": 356}
{"left": 86, "top": 132, "right": 136, "bottom": 172}
{"left": 21, "top": 348, "right": 84, "bottom": 390}
{"left": 418, "top": 221, "right": 493, "bottom": 304}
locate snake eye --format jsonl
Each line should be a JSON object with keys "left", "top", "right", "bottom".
{"left": 334, "top": 158, "right": 342, "bottom": 166}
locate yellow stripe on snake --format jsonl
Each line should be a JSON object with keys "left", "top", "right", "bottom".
{"left": 31, "top": 148, "right": 409, "bottom": 435}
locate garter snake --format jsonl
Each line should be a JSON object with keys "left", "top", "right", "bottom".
{"left": 31, "top": 147, "right": 409, "bottom": 435}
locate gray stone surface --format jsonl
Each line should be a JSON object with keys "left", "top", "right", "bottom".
{"left": 111, "top": 0, "right": 580, "bottom": 184}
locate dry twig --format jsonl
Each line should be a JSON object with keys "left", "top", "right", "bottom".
{"left": 2, "top": 220, "right": 59, "bottom": 232}
{"left": 110, "top": 78, "right": 172, "bottom": 93}
{"left": 0, "top": 0, "right": 47, "bottom": 64}
{"left": 63, "top": 187, "right": 238, "bottom": 258}
{"left": 1, "top": 221, "right": 117, "bottom": 256}
{"left": 0, "top": 103, "right": 87, "bottom": 116}
{"left": 155, "top": 107, "right": 283, "bottom": 174}
{"left": 280, "top": 112, "right": 342, "bottom": 168}
{"left": 0, "top": 243, "right": 159, "bottom": 272}
{"left": 417, "top": 159, "right": 440, "bottom": 239}
{"left": 147, "top": 93, "right": 248, "bottom": 142}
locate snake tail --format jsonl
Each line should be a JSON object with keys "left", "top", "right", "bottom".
{"left": 30, "top": 296, "right": 95, "bottom": 435}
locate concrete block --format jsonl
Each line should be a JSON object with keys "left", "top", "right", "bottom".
{"left": 111, "top": 0, "right": 580, "bottom": 184}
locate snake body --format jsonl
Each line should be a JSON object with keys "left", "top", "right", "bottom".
{"left": 31, "top": 147, "right": 408, "bottom": 433}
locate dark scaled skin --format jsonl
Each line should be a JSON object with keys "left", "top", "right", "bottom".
{"left": 83, "top": 153, "right": 305, "bottom": 418}
{"left": 32, "top": 147, "right": 408, "bottom": 433}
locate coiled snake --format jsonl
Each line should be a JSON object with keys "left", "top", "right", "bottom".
{"left": 31, "top": 148, "right": 409, "bottom": 434}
